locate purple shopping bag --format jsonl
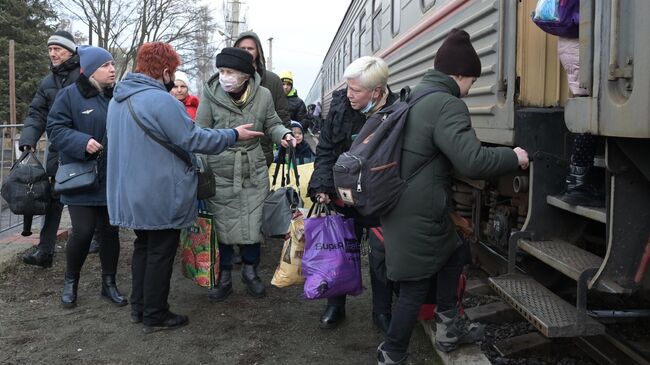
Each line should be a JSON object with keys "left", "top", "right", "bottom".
{"left": 302, "top": 212, "right": 363, "bottom": 299}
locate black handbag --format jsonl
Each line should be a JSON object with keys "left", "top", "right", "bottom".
{"left": 127, "top": 98, "right": 215, "bottom": 200}
{"left": 262, "top": 145, "right": 303, "bottom": 237}
{"left": 54, "top": 158, "right": 99, "bottom": 194}
{"left": 53, "top": 130, "right": 105, "bottom": 195}
{"left": 1, "top": 150, "right": 51, "bottom": 215}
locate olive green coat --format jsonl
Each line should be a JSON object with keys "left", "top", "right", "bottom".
{"left": 382, "top": 70, "right": 519, "bottom": 281}
{"left": 196, "top": 73, "right": 290, "bottom": 245}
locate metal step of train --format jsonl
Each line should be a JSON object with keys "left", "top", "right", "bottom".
{"left": 518, "top": 238, "right": 624, "bottom": 293}
{"left": 489, "top": 274, "right": 605, "bottom": 337}
{"left": 546, "top": 195, "right": 606, "bottom": 223}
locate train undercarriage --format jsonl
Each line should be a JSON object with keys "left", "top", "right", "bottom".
{"left": 453, "top": 108, "right": 650, "bottom": 340}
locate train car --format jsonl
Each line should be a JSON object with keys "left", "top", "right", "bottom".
{"left": 311, "top": 0, "right": 650, "bottom": 339}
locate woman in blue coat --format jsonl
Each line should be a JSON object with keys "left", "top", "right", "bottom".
{"left": 46, "top": 46, "right": 126, "bottom": 309}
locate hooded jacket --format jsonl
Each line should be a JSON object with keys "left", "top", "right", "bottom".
{"left": 46, "top": 74, "right": 111, "bottom": 206}
{"left": 234, "top": 31, "right": 291, "bottom": 165}
{"left": 381, "top": 70, "right": 519, "bottom": 281}
{"left": 20, "top": 55, "right": 81, "bottom": 176}
{"left": 106, "top": 72, "right": 237, "bottom": 230}
{"left": 195, "top": 72, "right": 290, "bottom": 245}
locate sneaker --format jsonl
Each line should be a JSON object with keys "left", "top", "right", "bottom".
{"left": 434, "top": 308, "right": 484, "bottom": 352}
{"left": 377, "top": 342, "right": 408, "bottom": 365}
{"left": 142, "top": 312, "right": 189, "bottom": 334}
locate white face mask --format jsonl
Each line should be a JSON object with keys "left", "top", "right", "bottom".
{"left": 219, "top": 71, "right": 248, "bottom": 93}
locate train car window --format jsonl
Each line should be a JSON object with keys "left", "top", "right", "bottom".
{"left": 372, "top": 3, "right": 382, "bottom": 52}
{"left": 359, "top": 11, "right": 367, "bottom": 56}
{"left": 420, "top": 0, "right": 435, "bottom": 13}
{"left": 391, "top": 0, "right": 401, "bottom": 36}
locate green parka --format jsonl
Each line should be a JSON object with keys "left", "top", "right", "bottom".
{"left": 196, "top": 73, "right": 290, "bottom": 245}
{"left": 382, "top": 70, "right": 519, "bottom": 281}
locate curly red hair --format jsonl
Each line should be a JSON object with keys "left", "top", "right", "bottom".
{"left": 135, "top": 42, "right": 180, "bottom": 79}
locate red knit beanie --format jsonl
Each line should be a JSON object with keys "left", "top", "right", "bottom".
{"left": 434, "top": 29, "right": 481, "bottom": 77}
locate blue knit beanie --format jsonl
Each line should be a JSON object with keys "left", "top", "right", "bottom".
{"left": 78, "top": 45, "right": 113, "bottom": 76}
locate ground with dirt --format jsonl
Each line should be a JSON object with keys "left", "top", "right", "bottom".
{"left": 0, "top": 226, "right": 440, "bottom": 365}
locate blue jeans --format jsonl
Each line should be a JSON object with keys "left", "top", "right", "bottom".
{"left": 219, "top": 243, "right": 261, "bottom": 271}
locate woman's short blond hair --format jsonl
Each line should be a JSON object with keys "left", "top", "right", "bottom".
{"left": 343, "top": 56, "right": 389, "bottom": 91}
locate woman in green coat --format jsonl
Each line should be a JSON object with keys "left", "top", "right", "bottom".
{"left": 195, "top": 48, "right": 294, "bottom": 301}
{"left": 377, "top": 30, "right": 529, "bottom": 364}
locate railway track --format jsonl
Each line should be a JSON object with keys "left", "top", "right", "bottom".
{"left": 426, "top": 240, "right": 650, "bottom": 365}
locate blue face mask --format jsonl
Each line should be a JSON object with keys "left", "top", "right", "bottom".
{"left": 361, "top": 98, "right": 375, "bottom": 114}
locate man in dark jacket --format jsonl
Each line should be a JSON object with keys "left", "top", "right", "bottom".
{"left": 19, "top": 30, "right": 80, "bottom": 268}
{"left": 376, "top": 29, "right": 529, "bottom": 364}
{"left": 234, "top": 31, "right": 291, "bottom": 166}
{"left": 308, "top": 56, "right": 398, "bottom": 334}
{"left": 279, "top": 71, "right": 307, "bottom": 123}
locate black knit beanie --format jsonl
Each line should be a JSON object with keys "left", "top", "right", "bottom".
{"left": 215, "top": 47, "right": 255, "bottom": 77}
{"left": 48, "top": 30, "right": 77, "bottom": 53}
{"left": 434, "top": 29, "right": 481, "bottom": 78}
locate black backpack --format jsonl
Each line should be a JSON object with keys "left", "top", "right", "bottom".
{"left": 1, "top": 150, "right": 51, "bottom": 216}
{"left": 332, "top": 87, "right": 444, "bottom": 217}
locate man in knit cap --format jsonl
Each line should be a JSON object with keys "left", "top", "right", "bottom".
{"left": 19, "top": 30, "right": 81, "bottom": 268}
{"left": 376, "top": 29, "right": 529, "bottom": 363}
{"left": 234, "top": 31, "right": 291, "bottom": 166}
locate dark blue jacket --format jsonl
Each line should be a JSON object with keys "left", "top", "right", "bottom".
{"left": 46, "top": 75, "right": 112, "bottom": 206}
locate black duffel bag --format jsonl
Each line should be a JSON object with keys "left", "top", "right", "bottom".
{"left": 1, "top": 150, "right": 51, "bottom": 215}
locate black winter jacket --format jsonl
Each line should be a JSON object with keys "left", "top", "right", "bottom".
{"left": 286, "top": 90, "right": 307, "bottom": 122}
{"left": 234, "top": 31, "right": 291, "bottom": 166}
{"left": 19, "top": 55, "right": 81, "bottom": 176}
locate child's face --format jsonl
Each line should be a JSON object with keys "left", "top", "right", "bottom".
{"left": 292, "top": 127, "right": 303, "bottom": 144}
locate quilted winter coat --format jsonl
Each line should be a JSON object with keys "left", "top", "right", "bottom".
{"left": 196, "top": 73, "right": 290, "bottom": 245}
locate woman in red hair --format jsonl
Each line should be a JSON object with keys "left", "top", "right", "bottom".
{"left": 106, "top": 42, "right": 263, "bottom": 334}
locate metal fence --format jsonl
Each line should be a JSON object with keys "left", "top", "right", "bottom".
{"left": 0, "top": 124, "right": 48, "bottom": 234}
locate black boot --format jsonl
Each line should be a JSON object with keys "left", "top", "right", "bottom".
{"left": 61, "top": 272, "right": 79, "bottom": 309}
{"left": 22, "top": 248, "right": 53, "bottom": 268}
{"left": 319, "top": 305, "right": 346, "bottom": 329}
{"left": 101, "top": 274, "right": 128, "bottom": 306}
{"left": 208, "top": 270, "right": 233, "bottom": 302}
{"left": 560, "top": 164, "right": 604, "bottom": 207}
{"left": 241, "top": 264, "right": 266, "bottom": 298}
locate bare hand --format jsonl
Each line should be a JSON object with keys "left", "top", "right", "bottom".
{"left": 514, "top": 147, "right": 529, "bottom": 170}
{"left": 234, "top": 123, "right": 265, "bottom": 141}
{"left": 280, "top": 133, "right": 297, "bottom": 148}
{"left": 86, "top": 138, "right": 103, "bottom": 154}
{"left": 316, "top": 193, "right": 330, "bottom": 204}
